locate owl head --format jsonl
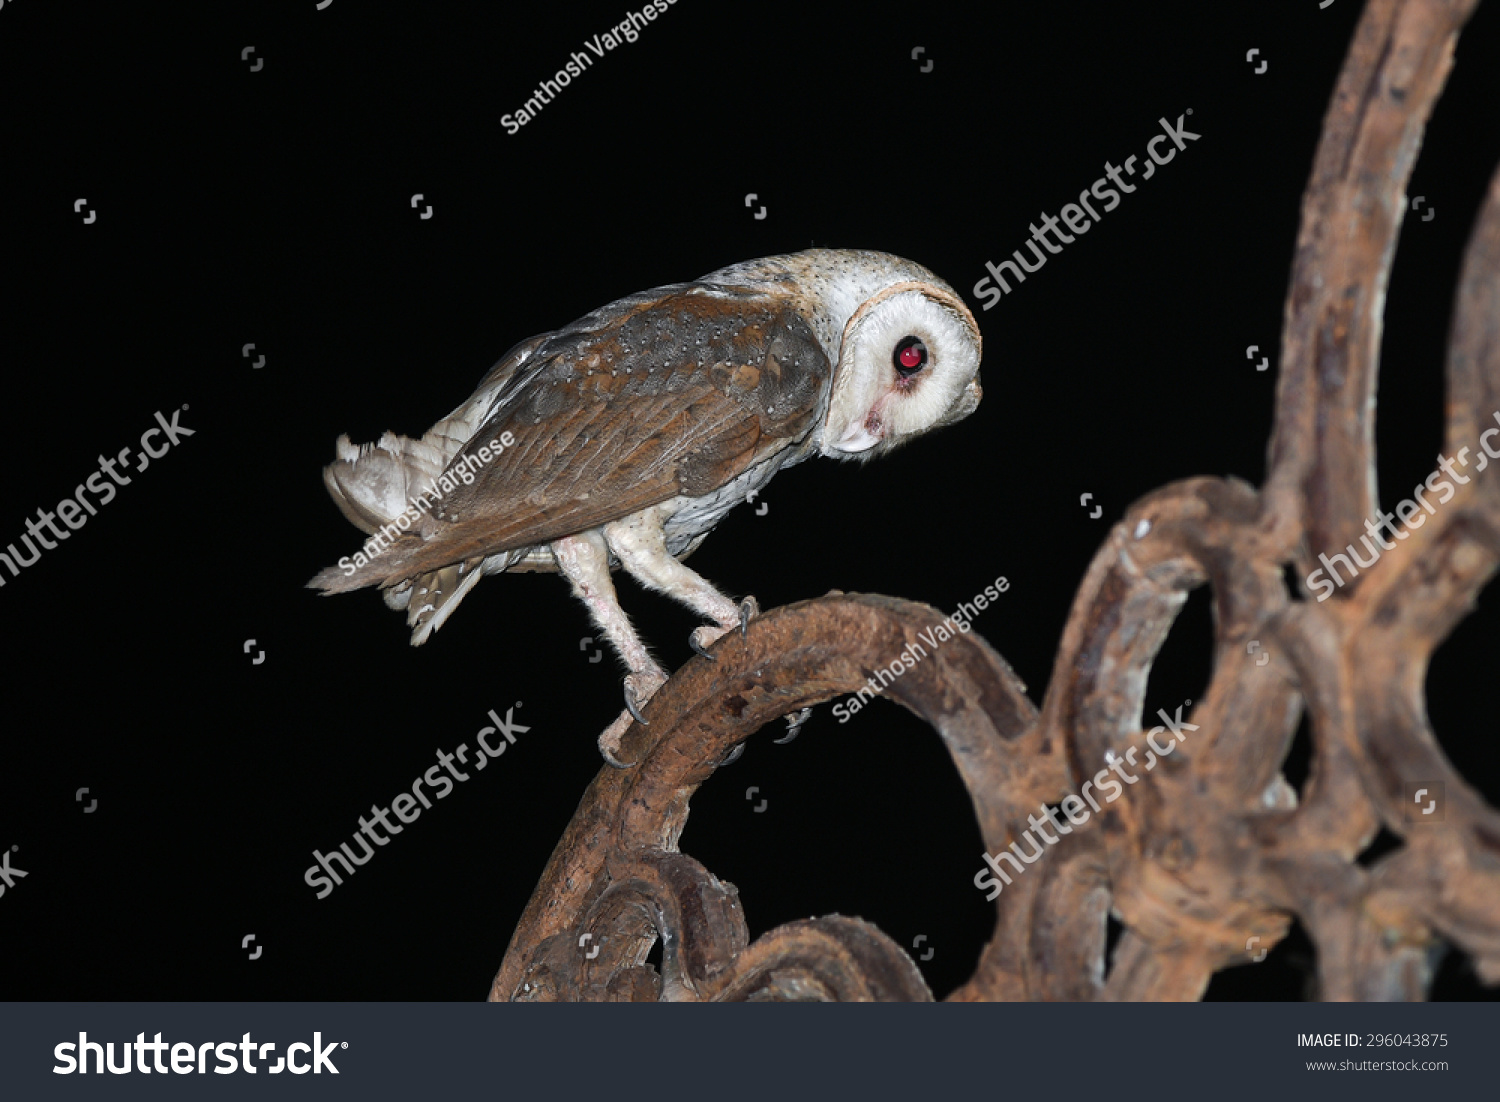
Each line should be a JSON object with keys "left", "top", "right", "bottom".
{"left": 813, "top": 261, "right": 983, "bottom": 461}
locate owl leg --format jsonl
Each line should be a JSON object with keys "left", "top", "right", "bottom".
{"left": 551, "top": 531, "right": 667, "bottom": 769}
{"left": 602, "top": 511, "right": 758, "bottom": 655}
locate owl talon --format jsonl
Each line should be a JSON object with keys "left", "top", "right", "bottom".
{"left": 718, "top": 742, "right": 746, "bottom": 767}
{"left": 689, "top": 629, "right": 717, "bottom": 661}
{"left": 598, "top": 711, "right": 636, "bottom": 769}
{"left": 623, "top": 682, "right": 650, "bottom": 726}
{"left": 738, "top": 596, "right": 759, "bottom": 638}
{"left": 600, "top": 741, "right": 634, "bottom": 770}
{"left": 773, "top": 706, "right": 813, "bottom": 744}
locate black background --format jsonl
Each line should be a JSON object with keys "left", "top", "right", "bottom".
{"left": 1, "top": 0, "right": 1497, "bottom": 1002}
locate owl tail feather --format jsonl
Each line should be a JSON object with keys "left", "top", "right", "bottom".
{"left": 307, "top": 427, "right": 479, "bottom": 645}
{"left": 306, "top": 542, "right": 423, "bottom": 595}
{"left": 310, "top": 371, "right": 521, "bottom": 642}
{"left": 320, "top": 431, "right": 450, "bottom": 537}
{"left": 309, "top": 427, "right": 439, "bottom": 597}
{"left": 400, "top": 560, "right": 486, "bottom": 646}
{"left": 318, "top": 371, "right": 501, "bottom": 538}
{"left": 308, "top": 551, "right": 490, "bottom": 646}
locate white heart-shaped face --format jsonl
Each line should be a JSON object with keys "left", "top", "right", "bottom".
{"left": 822, "top": 285, "right": 983, "bottom": 460}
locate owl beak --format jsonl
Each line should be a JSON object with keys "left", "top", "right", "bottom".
{"left": 832, "top": 406, "right": 885, "bottom": 453}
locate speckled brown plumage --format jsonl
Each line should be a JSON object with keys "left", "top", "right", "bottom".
{"left": 309, "top": 248, "right": 982, "bottom": 764}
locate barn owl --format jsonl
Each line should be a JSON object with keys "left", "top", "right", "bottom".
{"left": 310, "top": 249, "right": 983, "bottom": 765}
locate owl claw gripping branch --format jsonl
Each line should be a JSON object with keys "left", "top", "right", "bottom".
{"left": 309, "top": 249, "right": 983, "bottom": 767}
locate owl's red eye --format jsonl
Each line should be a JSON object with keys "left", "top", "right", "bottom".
{"left": 894, "top": 336, "right": 928, "bottom": 376}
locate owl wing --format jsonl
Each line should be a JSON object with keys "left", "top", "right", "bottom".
{"left": 318, "top": 332, "right": 551, "bottom": 537}
{"left": 323, "top": 284, "right": 830, "bottom": 590}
